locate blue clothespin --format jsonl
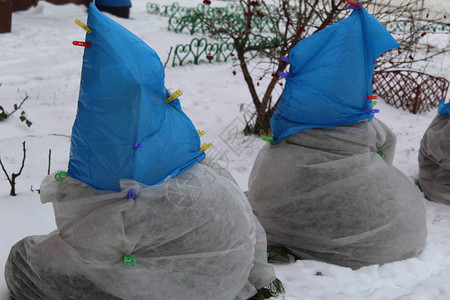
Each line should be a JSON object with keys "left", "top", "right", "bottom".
{"left": 281, "top": 56, "right": 290, "bottom": 63}
{"left": 363, "top": 109, "right": 380, "bottom": 113}
{"left": 133, "top": 142, "right": 143, "bottom": 149}
{"left": 127, "top": 188, "right": 137, "bottom": 200}
{"left": 278, "top": 71, "right": 293, "bottom": 78}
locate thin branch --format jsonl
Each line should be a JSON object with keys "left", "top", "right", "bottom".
{"left": 0, "top": 159, "right": 12, "bottom": 184}
{"left": 47, "top": 149, "right": 52, "bottom": 176}
{"left": 163, "top": 46, "right": 173, "bottom": 69}
{"left": 6, "top": 94, "right": 29, "bottom": 118}
{"left": 0, "top": 141, "right": 27, "bottom": 196}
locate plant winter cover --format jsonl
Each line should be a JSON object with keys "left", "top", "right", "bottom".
{"left": 248, "top": 5, "right": 426, "bottom": 269}
{"left": 419, "top": 99, "right": 450, "bottom": 205}
{"left": 68, "top": 3, "right": 205, "bottom": 192}
{"left": 5, "top": 5, "right": 277, "bottom": 299}
{"left": 270, "top": 4, "right": 399, "bottom": 143}
{"left": 6, "top": 161, "right": 276, "bottom": 299}
{"left": 248, "top": 119, "right": 427, "bottom": 269}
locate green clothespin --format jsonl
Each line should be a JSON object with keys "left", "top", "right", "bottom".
{"left": 123, "top": 253, "right": 136, "bottom": 266}
{"left": 377, "top": 151, "right": 387, "bottom": 159}
{"left": 55, "top": 171, "right": 68, "bottom": 181}
{"left": 262, "top": 136, "right": 275, "bottom": 143}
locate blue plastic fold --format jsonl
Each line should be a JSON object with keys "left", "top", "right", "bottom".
{"left": 68, "top": 3, "right": 205, "bottom": 191}
{"left": 438, "top": 99, "right": 450, "bottom": 116}
{"left": 271, "top": 5, "right": 399, "bottom": 143}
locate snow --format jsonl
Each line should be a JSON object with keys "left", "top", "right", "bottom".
{"left": 0, "top": 1, "right": 449, "bottom": 299}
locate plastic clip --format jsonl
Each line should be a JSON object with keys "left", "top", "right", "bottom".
{"left": 72, "top": 41, "right": 91, "bottom": 47}
{"left": 367, "top": 96, "right": 378, "bottom": 106}
{"left": 377, "top": 151, "right": 387, "bottom": 159}
{"left": 75, "top": 19, "right": 92, "bottom": 34}
{"left": 347, "top": 1, "right": 361, "bottom": 9}
{"left": 281, "top": 56, "right": 290, "bottom": 63}
{"left": 133, "top": 142, "right": 143, "bottom": 149}
{"left": 277, "top": 71, "right": 292, "bottom": 78}
{"left": 123, "top": 253, "right": 136, "bottom": 266}
{"left": 55, "top": 171, "right": 69, "bottom": 181}
{"left": 261, "top": 136, "right": 275, "bottom": 143}
{"left": 165, "top": 90, "right": 183, "bottom": 103}
{"left": 200, "top": 143, "right": 212, "bottom": 152}
{"left": 363, "top": 109, "right": 379, "bottom": 114}
{"left": 127, "top": 188, "right": 137, "bottom": 200}
{"left": 197, "top": 130, "right": 206, "bottom": 137}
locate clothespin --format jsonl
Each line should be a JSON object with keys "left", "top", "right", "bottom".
{"left": 367, "top": 95, "right": 378, "bottom": 106}
{"left": 73, "top": 41, "right": 91, "bottom": 47}
{"left": 133, "top": 142, "right": 143, "bottom": 149}
{"left": 347, "top": 0, "right": 361, "bottom": 9}
{"left": 75, "top": 19, "right": 92, "bottom": 34}
{"left": 197, "top": 130, "right": 206, "bottom": 137}
{"left": 281, "top": 56, "right": 290, "bottom": 63}
{"left": 55, "top": 171, "right": 69, "bottom": 181}
{"left": 261, "top": 136, "right": 275, "bottom": 143}
{"left": 123, "top": 253, "right": 136, "bottom": 266}
{"left": 200, "top": 143, "right": 212, "bottom": 152}
{"left": 165, "top": 90, "right": 183, "bottom": 103}
{"left": 377, "top": 151, "right": 387, "bottom": 159}
{"left": 127, "top": 188, "right": 137, "bottom": 200}
{"left": 277, "top": 71, "right": 293, "bottom": 78}
{"left": 363, "top": 109, "right": 380, "bottom": 114}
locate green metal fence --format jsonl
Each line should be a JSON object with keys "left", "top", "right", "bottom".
{"left": 147, "top": 2, "right": 276, "bottom": 35}
{"left": 171, "top": 37, "right": 235, "bottom": 67}
{"left": 385, "top": 20, "right": 449, "bottom": 33}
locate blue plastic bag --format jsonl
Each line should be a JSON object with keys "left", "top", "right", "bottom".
{"left": 68, "top": 3, "right": 205, "bottom": 191}
{"left": 271, "top": 5, "right": 399, "bottom": 143}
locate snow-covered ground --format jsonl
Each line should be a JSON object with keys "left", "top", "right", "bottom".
{"left": 0, "top": 1, "right": 449, "bottom": 299}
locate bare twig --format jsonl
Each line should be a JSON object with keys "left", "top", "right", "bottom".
{"left": 163, "top": 46, "right": 173, "bottom": 69}
{"left": 47, "top": 149, "right": 52, "bottom": 175}
{"left": 0, "top": 141, "right": 27, "bottom": 196}
{"left": 0, "top": 93, "right": 32, "bottom": 126}
{"left": 197, "top": 0, "right": 449, "bottom": 135}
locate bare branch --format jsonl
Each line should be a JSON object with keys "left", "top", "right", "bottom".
{"left": 196, "top": 0, "right": 449, "bottom": 135}
{"left": 0, "top": 159, "right": 12, "bottom": 185}
{"left": 0, "top": 141, "right": 27, "bottom": 196}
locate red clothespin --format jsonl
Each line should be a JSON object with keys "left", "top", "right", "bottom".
{"left": 367, "top": 95, "right": 378, "bottom": 100}
{"left": 73, "top": 41, "right": 91, "bottom": 47}
{"left": 347, "top": 1, "right": 361, "bottom": 9}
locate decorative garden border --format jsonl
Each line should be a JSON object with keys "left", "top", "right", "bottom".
{"left": 373, "top": 70, "right": 449, "bottom": 114}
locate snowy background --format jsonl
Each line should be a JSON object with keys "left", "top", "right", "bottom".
{"left": 0, "top": 0, "right": 449, "bottom": 299}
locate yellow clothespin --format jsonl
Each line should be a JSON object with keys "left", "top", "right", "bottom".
{"left": 75, "top": 19, "right": 92, "bottom": 34}
{"left": 197, "top": 130, "right": 205, "bottom": 137}
{"left": 200, "top": 143, "right": 212, "bottom": 152}
{"left": 165, "top": 90, "right": 183, "bottom": 103}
